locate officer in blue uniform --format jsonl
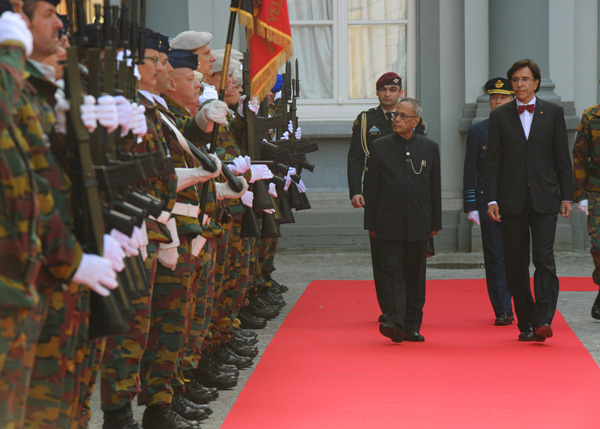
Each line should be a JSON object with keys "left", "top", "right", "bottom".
{"left": 463, "top": 77, "right": 515, "bottom": 325}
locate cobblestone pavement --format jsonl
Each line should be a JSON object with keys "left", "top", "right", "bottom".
{"left": 89, "top": 249, "right": 599, "bottom": 428}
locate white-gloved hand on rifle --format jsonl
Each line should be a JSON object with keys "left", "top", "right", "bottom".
{"left": 175, "top": 153, "right": 222, "bottom": 191}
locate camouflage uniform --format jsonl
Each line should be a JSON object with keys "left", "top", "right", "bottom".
{"left": 573, "top": 104, "right": 600, "bottom": 284}
{"left": 100, "top": 92, "right": 177, "bottom": 412}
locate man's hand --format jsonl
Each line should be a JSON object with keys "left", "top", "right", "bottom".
{"left": 351, "top": 194, "right": 365, "bottom": 208}
{"left": 430, "top": 230, "right": 439, "bottom": 237}
{"left": 488, "top": 203, "right": 501, "bottom": 222}
{"left": 561, "top": 201, "right": 572, "bottom": 218}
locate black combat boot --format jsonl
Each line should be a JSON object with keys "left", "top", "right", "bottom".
{"left": 142, "top": 404, "right": 200, "bottom": 429}
{"left": 103, "top": 402, "right": 141, "bottom": 429}
{"left": 171, "top": 394, "right": 210, "bottom": 422}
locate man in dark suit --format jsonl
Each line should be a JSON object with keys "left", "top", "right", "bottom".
{"left": 463, "top": 77, "right": 514, "bottom": 326}
{"left": 485, "top": 58, "right": 574, "bottom": 342}
{"left": 347, "top": 72, "right": 426, "bottom": 323}
{"left": 364, "top": 98, "right": 441, "bottom": 343}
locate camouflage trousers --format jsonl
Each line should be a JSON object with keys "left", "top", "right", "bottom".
{"left": 24, "top": 280, "right": 90, "bottom": 429}
{"left": 74, "top": 337, "right": 105, "bottom": 428}
{"left": 200, "top": 221, "right": 233, "bottom": 352}
{"left": 588, "top": 193, "right": 600, "bottom": 285}
{"left": 260, "top": 237, "right": 279, "bottom": 289}
{"left": 0, "top": 303, "right": 42, "bottom": 429}
{"left": 181, "top": 238, "right": 216, "bottom": 373}
{"left": 139, "top": 235, "right": 194, "bottom": 406}
{"left": 100, "top": 242, "right": 159, "bottom": 411}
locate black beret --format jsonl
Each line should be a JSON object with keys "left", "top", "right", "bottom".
{"left": 485, "top": 77, "right": 513, "bottom": 95}
{"left": 144, "top": 29, "right": 160, "bottom": 51}
{"left": 157, "top": 33, "right": 170, "bottom": 53}
{"left": 167, "top": 49, "right": 199, "bottom": 70}
{"left": 41, "top": 0, "right": 61, "bottom": 6}
{"left": 0, "top": 0, "right": 13, "bottom": 14}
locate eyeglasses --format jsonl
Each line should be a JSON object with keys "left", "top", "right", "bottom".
{"left": 511, "top": 77, "right": 535, "bottom": 84}
{"left": 395, "top": 113, "right": 419, "bottom": 121}
{"left": 144, "top": 56, "right": 159, "bottom": 64}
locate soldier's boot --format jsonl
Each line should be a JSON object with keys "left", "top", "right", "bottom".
{"left": 592, "top": 289, "right": 600, "bottom": 320}
{"left": 233, "top": 329, "right": 259, "bottom": 346}
{"left": 259, "top": 288, "right": 286, "bottom": 308}
{"left": 213, "top": 344, "right": 253, "bottom": 369}
{"left": 239, "top": 307, "right": 268, "bottom": 329}
{"left": 227, "top": 336, "right": 259, "bottom": 358}
{"left": 204, "top": 352, "right": 239, "bottom": 376}
{"left": 272, "top": 279, "right": 289, "bottom": 293}
{"left": 142, "top": 404, "right": 200, "bottom": 429}
{"left": 103, "top": 403, "right": 141, "bottom": 429}
{"left": 233, "top": 327, "right": 258, "bottom": 339}
{"left": 172, "top": 394, "right": 211, "bottom": 422}
{"left": 194, "top": 358, "right": 238, "bottom": 390}
{"left": 247, "top": 294, "right": 279, "bottom": 320}
{"left": 183, "top": 373, "right": 218, "bottom": 404}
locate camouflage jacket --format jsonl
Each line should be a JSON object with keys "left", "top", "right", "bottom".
{"left": 573, "top": 104, "right": 600, "bottom": 202}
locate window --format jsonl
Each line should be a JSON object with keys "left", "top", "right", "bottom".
{"left": 288, "top": 0, "right": 415, "bottom": 121}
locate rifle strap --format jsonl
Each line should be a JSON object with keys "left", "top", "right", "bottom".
{"left": 158, "top": 110, "right": 195, "bottom": 161}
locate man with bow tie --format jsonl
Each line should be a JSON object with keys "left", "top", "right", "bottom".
{"left": 485, "top": 58, "right": 574, "bottom": 343}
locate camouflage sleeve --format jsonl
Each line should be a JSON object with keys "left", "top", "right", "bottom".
{"left": 573, "top": 108, "right": 592, "bottom": 202}
{"left": 0, "top": 41, "right": 26, "bottom": 122}
{"left": 229, "top": 114, "right": 247, "bottom": 155}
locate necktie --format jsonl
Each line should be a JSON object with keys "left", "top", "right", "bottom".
{"left": 386, "top": 112, "right": 394, "bottom": 125}
{"left": 517, "top": 104, "right": 534, "bottom": 114}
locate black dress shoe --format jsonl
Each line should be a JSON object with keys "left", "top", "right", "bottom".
{"left": 403, "top": 330, "right": 425, "bottom": 342}
{"left": 194, "top": 361, "right": 238, "bottom": 390}
{"left": 172, "top": 394, "right": 209, "bottom": 422}
{"left": 227, "top": 338, "right": 259, "bottom": 358}
{"left": 518, "top": 327, "right": 534, "bottom": 341}
{"left": 533, "top": 323, "right": 553, "bottom": 342}
{"left": 142, "top": 404, "right": 200, "bottom": 429}
{"left": 378, "top": 314, "right": 386, "bottom": 323}
{"left": 592, "top": 306, "right": 600, "bottom": 320}
{"left": 205, "top": 353, "right": 239, "bottom": 376}
{"left": 494, "top": 313, "right": 514, "bottom": 326}
{"left": 379, "top": 322, "right": 403, "bottom": 343}
{"left": 247, "top": 296, "right": 279, "bottom": 320}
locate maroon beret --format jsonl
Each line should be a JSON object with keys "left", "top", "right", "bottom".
{"left": 376, "top": 72, "right": 402, "bottom": 90}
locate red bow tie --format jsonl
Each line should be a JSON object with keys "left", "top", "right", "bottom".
{"left": 517, "top": 104, "right": 534, "bottom": 114}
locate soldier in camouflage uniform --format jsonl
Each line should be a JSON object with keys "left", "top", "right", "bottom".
{"left": 573, "top": 103, "right": 600, "bottom": 321}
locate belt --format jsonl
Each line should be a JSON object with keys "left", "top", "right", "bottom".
{"left": 149, "top": 210, "right": 171, "bottom": 225}
{"left": 0, "top": 254, "right": 43, "bottom": 286}
{"left": 171, "top": 202, "right": 200, "bottom": 218}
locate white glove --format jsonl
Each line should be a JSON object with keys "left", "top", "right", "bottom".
{"left": 73, "top": 253, "right": 118, "bottom": 297}
{"left": 241, "top": 190, "right": 254, "bottom": 207}
{"left": 281, "top": 131, "right": 290, "bottom": 140}
{"left": 139, "top": 222, "right": 149, "bottom": 260}
{"left": 467, "top": 210, "right": 481, "bottom": 226}
{"left": 578, "top": 199, "right": 589, "bottom": 216}
{"left": 296, "top": 178, "right": 306, "bottom": 193}
{"left": 227, "top": 155, "right": 251, "bottom": 175}
{"left": 283, "top": 167, "right": 297, "bottom": 191}
{"left": 237, "top": 94, "right": 247, "bottom": 117}
{"left": 110, "top": 228, "right": 139, "bottom": 257}
{"left": 295, "top": 127, "right": 301, "bottom": 140}
{"left": 54, "top": 94, "right": 69, "bottom": 134}
{"left": 248, "top": 96, "right": 260, "bottom": 114}
{"left": 175, "top": 154, "right": 222, "bottom": 190}
{"left": 80, "top": 95, "right": 98, "bottom": 133}
{"left": 95, "top": 95, "right": 119, "bottom": 133}
{"left": 195, "top": 100, "right": 229, "bottom": 133}
{"left": 263, "top": 208, "right": 275, "bottom": 214}
{"left": 114, "top": 95, "right": 133, "bottom": 136}
{"left": 130, "top": 103, "right": 147, "bottom": 143}
{"left": 103, "top": 234, "right": 126, "bottom": 272}
{"left": 0, "top": 11, "right": 33, "bottom": 57}
{"left": 249, "top": 164, "right": 273, "bottom": 183}
{"left": 132, "top": 226, "right": 144, "bottom": 249}
{"left": 288, "top": 120, "right": 294, "bottom": 134}
{"left": 268, "top": 182, "right": 278, "bottom": 198}
{"left": 215, "top": 176, "right": 249, "bottom": 200}
{"left": 158, "top": 218, "right": 180, "bottom": 270}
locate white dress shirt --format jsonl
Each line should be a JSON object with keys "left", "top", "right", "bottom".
{"left": 516, "top": 95, "right": 536, "bottom": 139}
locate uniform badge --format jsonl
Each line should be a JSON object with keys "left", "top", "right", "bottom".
{"left": 368, "top": 126, "right": 381, "bottom": 136}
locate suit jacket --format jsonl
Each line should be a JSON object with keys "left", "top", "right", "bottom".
{"left": 364, "top": 133, "right": 442, "bottom": 241}
{"left": 347, "top": 105, "right": 426, "bottom": 199}
{"left": 463, "top": 118, "right": 492, "bottom": 220}
{"left": 485, "top": 98, "right": 574, "bottom": 215}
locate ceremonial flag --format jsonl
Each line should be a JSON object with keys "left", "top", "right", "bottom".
{"left": 235, "top": 0, "right": 293, "bottom": 101}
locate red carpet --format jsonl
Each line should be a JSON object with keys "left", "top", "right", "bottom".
{"left": 222, "top": 278, "right": 599, "bottom": 429}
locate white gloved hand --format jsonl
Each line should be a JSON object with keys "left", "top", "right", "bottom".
{"left": 227, "top": 155, "right": 251, "bottom": 175}
{"left": 296, "top": 178, "right": 306, "bottom": 193}
{"left": 95, "top": 95, "right": 119, "bottom": 133}
{"left": 0, "top": 11, "right": 33, "bottom": 57}
{"left": 578, "top": 199, "right": 589, "bottom": 216}
{"left": 288, "top": 120, "right": 294, "bottom": 134}
{"left": 283, "top": 167, "right": 297, "bottom": 191}
{"left": 249, "top": 164, "right": 273, "bottom": 183}
{"left": 132, "top": 225, "right": 144, "bottom": 249}
{"left": 281, "top": 131, "right": 289, "bottom": 140}
{"left": 176, "top": 154, "right": 222, "bottom": 190}
{"left": 114, "top": 95, "right": 133, "bottom": 136}
{"left": 241, "top": 190, "right": 254, "bottom": 207}
{"left": 110, "top": 228, "right": 139, "bottom": 257}
{"left": 215, "top": 176, "right": 249, "bottom": 200}
{"left": 467, "top": 210, "right": 481, "bottom": 226}
{"left": 263, "top": 208, "right": 275, "bottom": 214}
{"left": 295, "top": 127, "right": 301, "bottom": 140}
{"left": 195, "top": 100, "right": 229, "bottom": 133}
{"left": 80, "top": 95, "right": 98, "bottom": 133}
{"left": 54, "top": 94, "right": 69, "bottom": 134}
{"left": 103, "top": 234, "right": 126, "bottom": 272}
{"left": 72, "top": 253, "right": 118, "bottom": 297}
{"left": 248, "top": 96, "right": 260, "bottom": 114}
{"left": 130, "top": 103, "right": 147, "bottom": 143}
{"left": 237, "top": 94, "right": 247, "bottom": 117}
{"left": 158, "top": 218, "right": 180, "bottom": 270}
{"left": 268, "top": 182, "right": 278, "bottom": 198}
